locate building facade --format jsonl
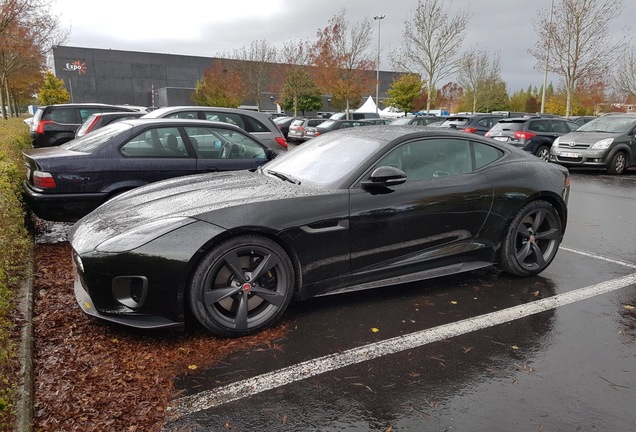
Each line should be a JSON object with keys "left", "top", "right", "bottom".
{"left": 52, "top": 46, "right": 397, "bottom": 113}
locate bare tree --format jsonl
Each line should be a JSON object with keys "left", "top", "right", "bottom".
{"left": 457, "top": 48, "right": 502, "bottom": 113}
{"left": 531, "top": 0, "right": 626, "bottom": 116}
{"left": 311, "top": 9, "right": 375, "bottom": 117}
{"left": 228, "top": 40, "right": 278, "bottom": 111}
{"left": 390, "top": 0, "right": 470, "bottom": 113}
{"left": 614, "top": 48, "right": 636, "bottom": 99}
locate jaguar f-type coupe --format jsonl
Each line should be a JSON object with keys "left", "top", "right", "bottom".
{"left": 69, "top": 126, "right": 570, "bottom": 337}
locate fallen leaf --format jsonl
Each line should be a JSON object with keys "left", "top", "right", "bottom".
{"left": 371, "top": 327, "right": 380, "bottom": 333}
{"left": 462, "top": 346, "right": 473, "bottom": 353}
{"left": 511, "top": 345, "right": 519, "bottom": 350}
{"left": 450, "top": 300, "right": 458, "bottom": 305}
{"left": 188, "top": 364, "right": 198, "bottom": 370}
{"left": 624, "top": 304, "right": 634, "bottom": 310}
{"left": 531, "top": 291, "right": 540, "bottom": 297}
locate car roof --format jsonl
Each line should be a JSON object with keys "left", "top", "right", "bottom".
{"left": 319, "top": 124, "right": 502, "bottom": 142}
{"left": 116, "top": 118, "right": 247, "bottom": 132}
{"left": 144, "top": 106, "right": 271, "bottom": 117}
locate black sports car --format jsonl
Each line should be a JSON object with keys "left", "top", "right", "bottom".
{"left": 69, "top": 126, "right": 570, "bottom": 337}
{"left": 23, "top": 118, "right": 278, "bottom": 222}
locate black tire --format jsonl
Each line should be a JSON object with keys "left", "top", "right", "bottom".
{"left": 188, "top": 235, "right": 294, "bottom": 337}
{"left": 535, "top": 145, "right": 550, "bottom": 161}
{"left": 607, "top": 151, "right": 627, "bottom": 175}
{"left": 499, "top": 200, "right": 562, "bottom": 277}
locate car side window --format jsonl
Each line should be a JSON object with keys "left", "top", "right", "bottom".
{"left": 120, "top": 127, "right": 186, "bottom": 158}
{"left": 529, "top": 120, "right": 550, "bottom": 132}
{"left": 183, "top": 126, "right": 266, "bottom": 160}
{"left": 78, "top": 109, "right": 102, "bottom": 122}
{"left": 47, "top": 108, "right": 75, "bottom": 123}
{"left": 473, "top": 141, "right": 503, "bottom": 169}
{"left": 376, "top": 138, "right": 473, "bottom": 182}
{"left": 241, "top": 115, "right": 269, "bottom": 133}
{"left": 167, "top": 111, "right": 199, "bottom": 119}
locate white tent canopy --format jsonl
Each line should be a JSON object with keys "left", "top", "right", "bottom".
{"left": 355, "top": 95, "right": 377, "bottom": 113}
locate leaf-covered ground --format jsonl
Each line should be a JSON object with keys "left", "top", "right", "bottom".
{"left": 33, "top": 243, "right": 287, "bottom": 431}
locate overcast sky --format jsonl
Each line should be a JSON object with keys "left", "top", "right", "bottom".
{"left": 52, "top": 0, "right": 633, "bottom": 93}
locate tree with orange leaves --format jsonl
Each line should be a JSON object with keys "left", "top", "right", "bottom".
{"left": 310, "top": 9, "right": 375, "bottom": 118}
{"left": 191, "top": 59, "right": 246, "bottom": 108}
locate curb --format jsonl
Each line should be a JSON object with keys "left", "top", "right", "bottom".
{"left": 15, "top": 241, "right": 34, "bottom": 432}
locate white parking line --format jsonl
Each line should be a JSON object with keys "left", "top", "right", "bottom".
{"left": 169, "top": 248, "right": 636, "bottom": 418}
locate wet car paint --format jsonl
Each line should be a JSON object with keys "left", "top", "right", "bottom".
{"left": 163, "top": 170, "right": 636, "bottom": 431}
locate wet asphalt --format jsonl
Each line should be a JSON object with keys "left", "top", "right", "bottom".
{"left": 35, "top": 169, "right": 636, "bottom": 431}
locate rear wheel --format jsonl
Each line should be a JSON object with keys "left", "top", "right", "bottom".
{"left": 535, "top": 145, "right": 550, "bottom": 161}
{"left": 607, "top": 151, "right": 627, "bottom": 175}
{"left": 499, "top": 200, "right": 562, "bottom": 277}
{"left": 188, "top": 235, "right": 294, "bottom": 337}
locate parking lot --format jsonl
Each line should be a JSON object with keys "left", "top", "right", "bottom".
{"left": 161, "top": 170, "right": 636, "bottom": 431}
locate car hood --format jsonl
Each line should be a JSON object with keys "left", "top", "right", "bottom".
{"left": 78, "top": 170, "right": 321, "bottom": 231}
{"left": 558, "top": 130, "right": 620, "bottom": 144}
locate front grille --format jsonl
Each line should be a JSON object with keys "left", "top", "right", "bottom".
{"left": 558, "top": 141, "right": 589, "bottom": 150}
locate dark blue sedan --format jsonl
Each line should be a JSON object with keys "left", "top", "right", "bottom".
{"left": 22, "top": 118, "right": 278, "bottom": 222}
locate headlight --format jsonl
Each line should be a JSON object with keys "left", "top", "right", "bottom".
{"left": 96, "top": 217, "right": 195, "bottom": 253}
{"left": 552, "top": 137, "right": 560, "bottom": 148}
{"left": 591, "top": 138, "right": 614, "bottom": 149}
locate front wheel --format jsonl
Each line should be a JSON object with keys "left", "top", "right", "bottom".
{"left": 498, "top": 200, "right": 562, "bottom": 277}
{"left": 607, "top": 151, "right": 627, "bottom": 175}
{"left": 188, "top": 236, "right": 294, "bottom": 337}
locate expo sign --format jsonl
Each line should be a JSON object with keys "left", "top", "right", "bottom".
{"left": 63, "top": 60, "right": 87, "bottom": 75}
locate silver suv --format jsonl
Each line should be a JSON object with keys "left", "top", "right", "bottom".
{"left": 143, "top": 106, "right": 288, "bottom": 151}
{"left": 549, "top": 113, "right": 636, "bottom": 175}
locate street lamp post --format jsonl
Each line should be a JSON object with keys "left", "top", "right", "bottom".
{"left": 540, "top": 0, "right": 554, "bottom": 114}
{"left": 374, "top": 15, "right": 385, "bottom": 114}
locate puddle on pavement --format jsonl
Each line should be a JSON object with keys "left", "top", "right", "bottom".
{"left": 30, "top": 216, "right": 73, "bottom": 244}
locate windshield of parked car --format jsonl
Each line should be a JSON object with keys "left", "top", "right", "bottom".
{"left": 440, "top": 117, "right": 470, "bottom": 127}
{"left": 577, "top": 116, "right": 636, "bottom": 133}
{"left": 62, "top": 122, "right": 132, "bottom": 152}
{"left": 262, "top": 133, "right": 385, "bottom": 188}
{"left": 391, "top": 117, "right": 413, "bottom": 125}
{"left": 317, "top": 120, "right": 337, "bottom": 129}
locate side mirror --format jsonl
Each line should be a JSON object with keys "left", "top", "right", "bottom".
{"left": 265, "top": 148, "right": 281, "bottom": 160}
{"left": 362, "top": 166, "right": 407, "bottom": 188}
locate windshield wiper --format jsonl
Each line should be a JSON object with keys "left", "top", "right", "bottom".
{"left": 265, "top": 169, "right": 301, "bottom": 185}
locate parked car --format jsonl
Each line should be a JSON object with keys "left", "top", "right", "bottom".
{"left": 438, "top": 114, "right": 505, "bottom": 135}
{"left": 365, "top": 118, "right": 394, "bottom": 125}
{"left": 142, "top": 106, "right": 288, "bottom": 151}
{"left": 69, "top": 126, "right": 569, "bottom": 337}
{"left": 549, "top": 113, "right": 636, "bottom": 174}
{"left": 304, "top": 119, "right": 372, "bottom": 139}
{"left": 390, "top": 116, "right": 448, "bottom": 126}
{"left": 330, "top": 112, "right": 380, "bottom": 120}
{"left": 485, "top": 116, "right": 580, "bottom": 160}
{"left": 30, "top": 103, "right": 146, "bottom": 148}
{"left": 22, "top": 119, "right": 278, "bottom": 222}
{"left": 287, "top": 118, "right": 327, "bottom": 142}
{"left": 272, "top": 116, "right": 298, "bottom": 139}
{"left": 75, "top": 111, "right": 145, "bottom": 138}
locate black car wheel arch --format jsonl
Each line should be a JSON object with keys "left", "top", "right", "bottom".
{"left": 498, "top": 200, "right": 562, "bottom": 277}
{"left": 188, "top": 235, "right": 295, "bottom": 337}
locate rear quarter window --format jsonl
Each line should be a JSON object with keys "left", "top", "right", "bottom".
{"left": 46, "top": 108, "right": 76, "bottom": 123}
{"left": 473, "top": 142, "right": 503, "bottom": 169}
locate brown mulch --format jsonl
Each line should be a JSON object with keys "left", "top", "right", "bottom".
{"left": 32, "top": 242, "right": 287, "bottom": 432}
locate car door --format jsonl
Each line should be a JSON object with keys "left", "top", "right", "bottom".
{"left": 115, "top": 126, "right": 197, "bottom": 190}
{"left": 183, "top": 126, "right": 269, "bottom": 172}
{"left": 348, "top": 137, "right": 494, "bottom": 278}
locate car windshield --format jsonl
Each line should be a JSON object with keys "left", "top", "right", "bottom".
{"left": 62, "top": 122, "right": 132, "bottom": 152}
{"left": 489, "top": 121, "right": 524, "bottom": 132}
{"left": 391, "top": 117, "right": 413, "bottom": 125}
{"left": 317, "top": 120, "right": 337, "bottom": 129}
{"left": 577, "top": 117, "right": 636, "bottom": 133}
{"left": 441, "top": 117, "right": 470, "bottom": 126}
{"left": 262, "top": 133, "right": 385, "bottom": 188}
